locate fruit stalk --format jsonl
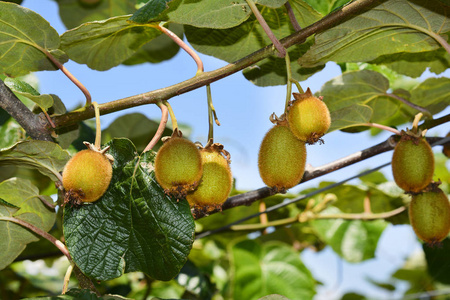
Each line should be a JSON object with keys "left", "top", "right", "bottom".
{"left": 143, "top": 102, "right": 168, "bottom": 152}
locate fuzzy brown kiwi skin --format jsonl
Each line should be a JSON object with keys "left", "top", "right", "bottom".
{"left": 154, "top": 137, "right": 203, "bottom": 198}
{"left": 392, "top": 134, "right": 434, "bottom": 193}
{"left": 258, "top": 123, "right": 307, "bottom": 193}
{"left": 409, "top": 187, "right": 450, "bottom": 245}
{"left": 62, "top": 149, "right": 113, "bottom": 206}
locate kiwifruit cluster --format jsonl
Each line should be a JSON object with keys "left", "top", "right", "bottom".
{"left": 258, "top": 88, "right": 330, "bottom": 192}
{"left": 391, "top": 130, "right": 450, "bottom": 244}
{"left": 154, "top": 136, "right": 233, "bottom": 212}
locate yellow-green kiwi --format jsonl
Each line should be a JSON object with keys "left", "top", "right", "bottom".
{"left": 186, "top": 146, "right": 232, "bottom": 209}
{"left": 409, "top": 187, "right": 450, "bottom": 244}
{"left": 287, "top": 88, "right": 331, "bottom": 144}
{"left": 392, "top": 133, "right": 434, "bottom": 193}
{"left": 154, "top": 137, "right": 203, "bottom": 197}
{"left": 62, "top": 149, "right": 113, "bottom": 204}
{"left": 258, "top": 123, "right": 307, "bottom": 192}
{"left": 443, "top": 132, "right": 450, "bottom": 158}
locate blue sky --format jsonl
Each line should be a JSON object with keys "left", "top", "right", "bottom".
{"left": 19, "top": 1, "right": 450, "bottom": 298}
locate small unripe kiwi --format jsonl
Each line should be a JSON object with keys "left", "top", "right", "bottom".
{"left": 186, "top": 146, "right": 232, "bottom": 209}
{"left": 392, "top": 133, "right": 434, "bottom": 193}
{"left": 409, "top": 188, "right": 450, "bottom": 245}
{"left": 287, "top": 88, "right": 331, "bottom": 144}
{"left": 154, "top": 136, "right": 203, "bottom": 198}
{"left": 258, "top": 123, "right": 307, "bottom": 192}
{"left": 62, "top": 147, "right": 113, "bottom": 205}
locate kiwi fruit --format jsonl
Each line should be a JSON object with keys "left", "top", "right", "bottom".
{"left": 154, "top": 136, "right": 203, "bottom": 198}
{"left": 258, "top": 123, "right": 307, "bottom": 192}
{"left": 392, "top": 133, "right": 434, "bottom": 193}
{"left": 186, "top": 144, "right": 232, "bottom": 209}
{"left": 62, "top": 146, "right": 113, "bottom": 205}
{"left": 287, "top": 88, "right": 331, "bottom": 144}
{"left": 409, "top": 187, "right": 450, "bottom": 245}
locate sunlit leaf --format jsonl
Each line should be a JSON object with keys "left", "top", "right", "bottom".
{"left": 0, "top": 140, "right": 70, "bottom": 182}
{"left": 231, "top": 240, "right": 315, "bottom": 300}
{"left": 57, "top": 0, "right": 137, "bottom": 29}
{"left": 0, "top": 178, "right": 55, "bottom": 270}
{"left": 60, "top": 16, "right": 162, "bottom": 71}
{"left": 4, "top": 77, "right": 54, "bottom": 109}
{"left": 0, "top": 2, "right": 67, "bottom": 77}
{"left": 311, "top": 206, "right": 387, "bottom": 262}
{"left": 299, "top": 0, "right": 450, "bottom": 68}
{"left": 328, "top": 104, "right": 372, "bottom": 132}
{"left": 63, "top": 138, "right": 195, "bottom": 281}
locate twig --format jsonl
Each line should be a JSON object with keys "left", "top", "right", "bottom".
{"left": 40, "top": 47, "right": 92, "bottom": 106}
{"left": 246, "top": 0, "right": 286, "bottom": 57}
{"left": 0, "top": 79, "right": 53, "bottom": 141}
{"left": 285, "top": 1, "right": 302, "bottom": 31}
{"left": 158, "top": 24, "right": 204, "bottom": 75}
{"left": 386, "top": 93, "right": 432, "bottom": 118}
{"left": 143, "top": 102, "right": 168, "bottom": 152}
{"left": 0, "top": 216, "right": 70, "bottom": 259}
{"left": 52, "top": 0, "right": 380, "bottom": 128}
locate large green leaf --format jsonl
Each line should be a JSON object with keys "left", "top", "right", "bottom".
{"left": 130, "top": 0, "right": 288, "bottom": 29}
{"left": 299, "top": 0, "right": 450, "bottom": 68}
{"left": 0, "top": 140, "right": 70, "bottom": 182}
{"left": 423, "top": 237, "right": 450, "bottom": 284}
{"left": 310, "top": 206, "right": 387, "bottom": 262}
{"left": 303, "top": 0, "right": 351, "bottom": 15}
{"left": 0, "top": 178, "right": 55, "bottom": 270}
{"left": 4, "top": 77, "right": 54, "bottom": 110}
{"left": 60, "top": 16, "right": 162, "bottom": 71}
{"left": 0, "top": 112, "right": 24, "bottom": 149}
{"left": 231, "top": 240, "right": 315, "bottom": 300}
{"left": 63, "top": 138, "right": 195, "bottom": 281}
{"left": 409, "top": 77, "right": 450, "bottom": 116}
{"left": 328, "top": 104, "right": 373, "bottom": 132}
{"left": 23, "top": 288, "right": 132, "bottom": 299}
{"left": 57, "top": 0, "right": 137, "bottom": 29}
{"left": 0, "top": 2, "right": 67, "bottom": 77}
{"left": 186, "top": 1, "right": 322, "bottom": 86}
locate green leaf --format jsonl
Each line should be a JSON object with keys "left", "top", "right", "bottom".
{"left": 299, "top": 0, "right": 450, "bottom": 68}
{"left": 409, "top": 77, "right": 450, "bottom": 116}
{"left": 0, "top": 140, "right": 70, "bottom": 182}
{"left": 258, "top": 295, "right": 291, "bottom": 300}
{"left": 131, "top": 0, "right": 288, "bottom": 29}
{"left": 4, "top": 77, "right": 54, "bottom": 110}
{"left": 310, "top": 206, "right": 387, "bottom": 262}
{"left": 424, "top": 238, "right": 450, "bottom": 284}
{"left": 57, "top": 0, "right": 137, "bottom": 29}
{"left": 102, "top": 113, "right": 173, "bottom": 153}
{"left": 123, "top": 23, "right": 183, "bottom": 65}
{"left": 0, "top": 115, "right": 24, "bottom": 149}
{"left": 231, "top": 240, "right": 315, "bottom": 300}
{"left": 0, "top": 2, "right": 67, "bottom": 77}
{"left": 328, "top": 104, "right": 372, "bottom": 132}
{"left": 0, "top": 178, "right": 56, "bottom": 270}
{"left": 129, "top": 0, "right": 180, "bottom": 24}
{"left": 303, "top": 0, "right": 351, "bottom": 15}
{"left": 63, "top": 138, "right": 195, "bottom": 281}
{"left": 60, "top": 16, "right": 162, "bottom": 71}
{"left": 186, "top": 1, "right": 322, "bottom": 85}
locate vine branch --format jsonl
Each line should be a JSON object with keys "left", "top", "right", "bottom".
{"left": 52, "top": 0, "right": 379, "bottom": 129}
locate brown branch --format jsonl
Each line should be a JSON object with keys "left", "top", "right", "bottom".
{"left": 0, "top": 79, "right": 53, "bottom": 141}
{"left": 194, "top": 135, "right": 444, "bottom": 219}
{"left": 52, "top": 0, "right": 379, "bottom": 129}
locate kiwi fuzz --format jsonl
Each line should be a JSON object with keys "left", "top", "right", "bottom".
{"left": 287, "top": 88, "right": 331, "bottom": 144}
{"left": 154, "top": 136, "right": 203, "bottom": 198}
{"left": 62, "top": 149, "right": 113, "bottom": 204}
{"left": 392, "top": 134, "right": 434, "bottom": 193}
{"left": 258, "top": 124, "right": 307, "bottom": 192}
{"left": 186, "top": 147, "right": 233, "bottom": 210}
{"left": 409, "top": 188, "right": 450, "bottom": 245}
